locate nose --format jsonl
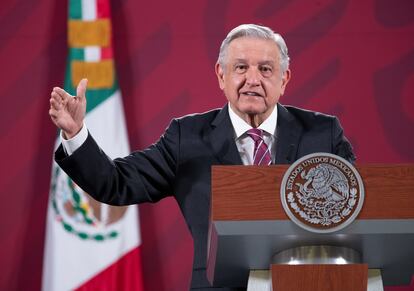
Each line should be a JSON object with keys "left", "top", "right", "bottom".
{"left": 245, "top": 67, "right": 261, "bottom": 86}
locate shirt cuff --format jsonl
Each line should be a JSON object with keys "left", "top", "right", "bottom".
{"left": 61, "top": 124, "right": 88, "bottom": 155}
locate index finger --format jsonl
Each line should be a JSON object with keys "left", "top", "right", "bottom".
{"left": 53, "top": 87, "right": 72, "bottom": 100}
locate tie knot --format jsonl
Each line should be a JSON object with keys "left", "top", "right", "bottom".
{"left": 247, "top": 128, "right": 264, "bottom": 142}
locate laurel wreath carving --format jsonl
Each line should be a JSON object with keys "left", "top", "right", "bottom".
{"left": 50, "top": 165, "right": 119, "bottom": 241}
{"left": 288, "top": 187, "right": 358, "bottom": 226}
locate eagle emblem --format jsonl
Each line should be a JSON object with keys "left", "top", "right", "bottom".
{"left": 281, "top": 153, "right": 364, "bottom": 233}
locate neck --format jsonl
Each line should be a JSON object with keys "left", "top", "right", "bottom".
{"left": 228, "top": 103, "right": 277, "bottom": 128}
{"left": 246, "top": 114, "right": 264, "bottom": 128}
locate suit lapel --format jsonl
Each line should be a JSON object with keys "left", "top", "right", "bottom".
{"left": 275, "top": 103, "right": 303, "bottom": 164}
{"left": 205, "top": 104, "right": 243, "bottom": 165}
{"left": 205, "top": 103, "right": 302, "bottom": 165}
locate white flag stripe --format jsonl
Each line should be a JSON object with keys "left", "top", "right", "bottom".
{"left": 84, "top": 46, "right": 101, "bottom": 62}
{"left": 81, "top": 0, "right": 97, "bottom": 20}
{"left": 85, "top": 90, "right": 131, "bottom": 159}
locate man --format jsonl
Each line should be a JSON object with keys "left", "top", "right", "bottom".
{"left": 49, "top": 24, "right": 355, "bottom": 290}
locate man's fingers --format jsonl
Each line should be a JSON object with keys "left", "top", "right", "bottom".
{"left": 50, "top": 97, "right": 62, "bottom": 110}
{"left": 51, "top": 91, "right": 62, "bottom": 101}
{"left": 50, "top": 91, "right": 65, "bottom": 109}
{"left": 53, "top": 87, "right": 71, "bottom": 101}
{"left": 49, "top": 108, "right": 58, "bottom": 118}
{"left": 76, "top": 78, "right": 88, "bottom": 99}
{"left": 49, "top": 107, "right": 62, "bottom": 120}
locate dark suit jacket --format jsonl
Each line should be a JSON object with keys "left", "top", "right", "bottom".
{"left": 55, "top": 103, "right": 355, "bottom": 290}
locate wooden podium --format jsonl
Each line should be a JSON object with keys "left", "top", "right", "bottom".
{"left": 206, "top": 164, "right": 414, "bottom": 290}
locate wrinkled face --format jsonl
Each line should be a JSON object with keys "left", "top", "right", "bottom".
{"left": 216, "top": 37, "right": 290, "bottom": 124}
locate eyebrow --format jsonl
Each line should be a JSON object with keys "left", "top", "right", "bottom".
{"left": 258, "top": 60, "right": 275, "bottom": 66}
{"left": 233, "top": 59, "right": 275, "bottom": 65}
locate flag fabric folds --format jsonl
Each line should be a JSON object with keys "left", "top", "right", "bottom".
{"left": 42, "top": 0, "right": 144, "bottom": 290}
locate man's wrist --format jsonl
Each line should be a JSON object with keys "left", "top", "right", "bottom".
{"left": 61, "top": 123, "right": 88, "bottom": 155}
{"left": 62, "top": 124, "right": 83, "bottom": 140}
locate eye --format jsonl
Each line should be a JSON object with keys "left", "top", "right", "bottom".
{"left": 235, "top": 64, "right": 248, "bottom": 73}
{"left": 260, "top": 65, "right": 273, "bottom": 76}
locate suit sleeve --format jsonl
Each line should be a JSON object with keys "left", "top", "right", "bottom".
{"left": 332, "top": 117, "right": 356, "bottom": 163}
{"left": 55, "top": 119, "right": 180, "bottom": 206}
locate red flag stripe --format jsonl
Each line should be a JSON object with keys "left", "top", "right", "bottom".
{"left": 74, "top": 247, "right": 144, "bottom": 291}
{"left": 97, "top": 0, "right": 110, "bottom": 18}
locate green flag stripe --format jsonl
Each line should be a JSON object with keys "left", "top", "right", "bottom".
{"left": 69, "top": 0, "right": 82, "bottom": 20}
{"left": 85, "top": 85, "right": 119, "bottom": 112}
{"left": 69, "top": 48, "right": 84, "bottom": 61}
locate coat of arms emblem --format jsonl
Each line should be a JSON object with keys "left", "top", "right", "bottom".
{"left": 50, "top": 164, "right": 128, "bottom": 241}
{"left": 280, "top": 153, "right": 365, "bottom": 233}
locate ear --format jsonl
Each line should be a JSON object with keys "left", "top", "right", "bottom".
{"left": 215, "top": 63, "right": 225, "bottom": 90}
{"left": 280, "top": 69, "right": 291, "bottom": 96}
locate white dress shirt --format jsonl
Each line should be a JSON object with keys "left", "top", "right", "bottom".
{"left": 61, "top": 104, "right": 278, "bottom": 164}
{"left": 61, "top": 123, "right": 88, "bottom": 155}
{"left": 228, "top": 104, "right": 277, "bottom": 165}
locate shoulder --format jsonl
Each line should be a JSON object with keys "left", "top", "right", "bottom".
{"left": 280, "top": 104, "right": 339, "bottom": 129}
{"left": 175, "top": 107, "right": 223, "bottom": 123}
{"left": 282, "top": 104, "right": 336, "bottom": 121}
{"left": 167, "top": 106, "right": 225, "bottom": 132}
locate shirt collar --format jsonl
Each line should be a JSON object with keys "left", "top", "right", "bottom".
{"left": 228, "top": 103, "right": 278, "bottom": 139}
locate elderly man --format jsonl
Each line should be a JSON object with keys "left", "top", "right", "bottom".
{"left": 49, "top": 24, "right": 355, "bottom": 290}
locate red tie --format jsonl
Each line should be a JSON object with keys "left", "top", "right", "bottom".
{"left": 247, "top": 128, "right": 272, "bottom": 165}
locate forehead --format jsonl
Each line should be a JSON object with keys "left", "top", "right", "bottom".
{"left": 226, "top": 37, "right": 280, "bottom": 62}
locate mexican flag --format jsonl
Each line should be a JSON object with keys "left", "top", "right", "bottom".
{"left": 42, "top": 0, "right": 144, "bottom": 290}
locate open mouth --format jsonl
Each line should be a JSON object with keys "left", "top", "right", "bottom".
{"left": 240, "top": 91, "right": 263, "bottom": 97}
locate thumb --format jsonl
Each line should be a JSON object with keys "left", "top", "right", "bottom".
{"left": 76, "top": 78, "right": 88, "bottom": 99}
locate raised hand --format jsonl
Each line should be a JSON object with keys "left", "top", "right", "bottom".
{"left": 49, "top": 79, "right": 88, "bottom": 139}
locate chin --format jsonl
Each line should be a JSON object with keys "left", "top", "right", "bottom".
{"left": 239, "top": 104, "right": 266, "bottom": 116}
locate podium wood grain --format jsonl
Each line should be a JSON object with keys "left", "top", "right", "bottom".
{"left": 271, "top": 264, "right": 368, "bottom": 291}
{"left": 211, "top": 164, "right": 414, "bottom": 221}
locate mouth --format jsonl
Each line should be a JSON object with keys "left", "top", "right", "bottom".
{"left": 239, "top": 91, "right": 263, "bottom": 97}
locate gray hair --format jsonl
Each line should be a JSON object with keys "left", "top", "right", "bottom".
{"left": 218, "top": 24, "right": 290, "bottom": 74}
